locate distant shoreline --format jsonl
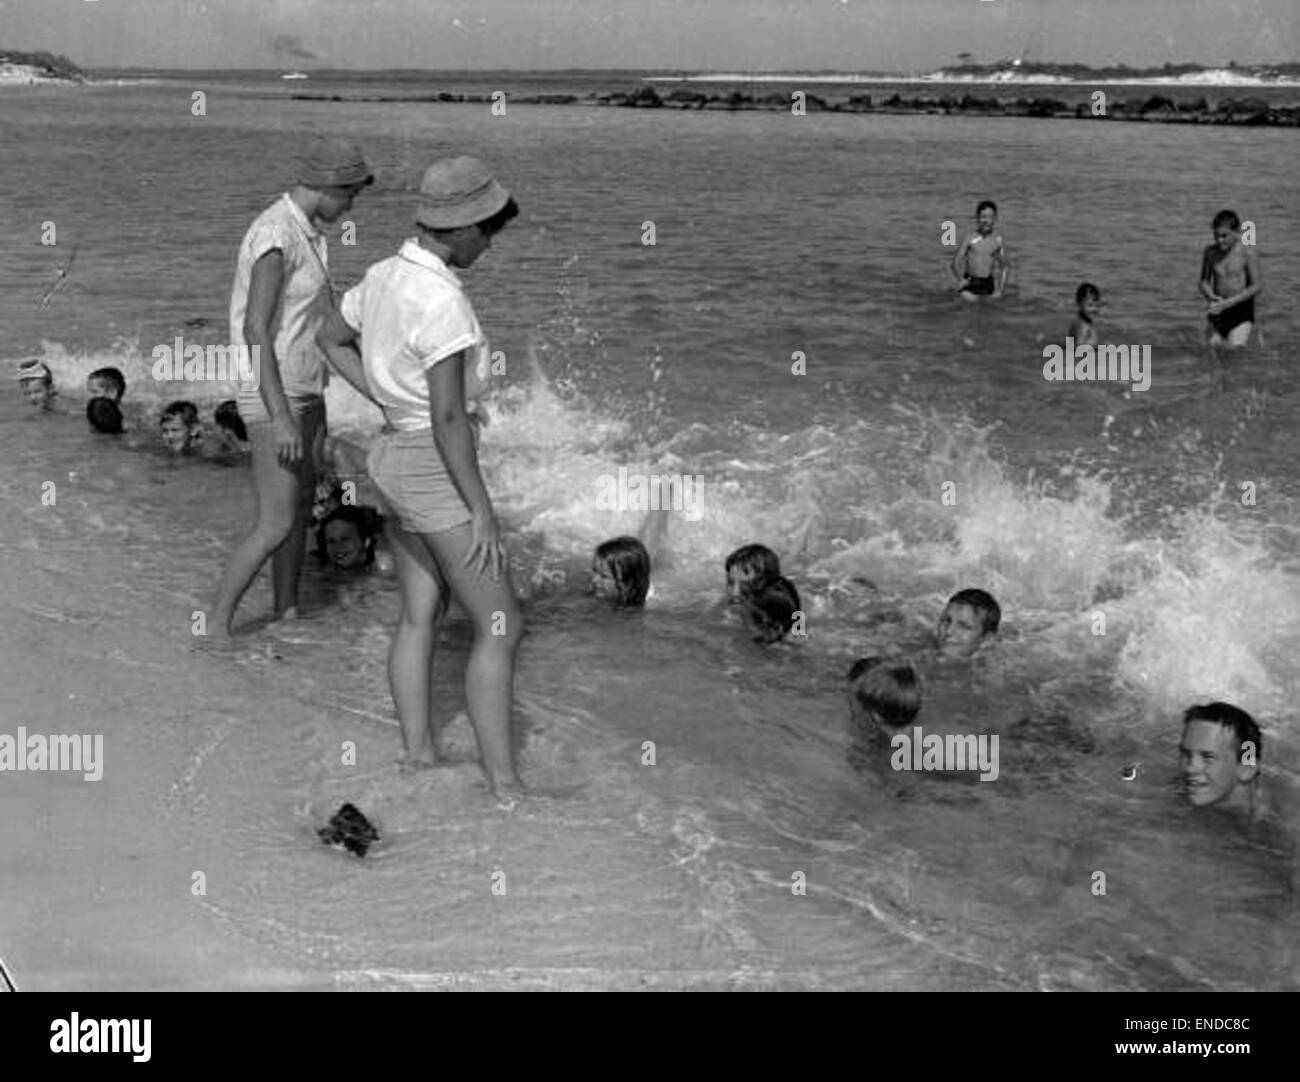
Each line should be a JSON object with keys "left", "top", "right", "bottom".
{"left": 283, "top": 85, "right": 1300, "bottom": 126}
{"left": 0, "top": 50, "right": 85, "bottom": 86}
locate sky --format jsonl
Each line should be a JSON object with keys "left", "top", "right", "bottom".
{"left": 0, "top": 0, "right": 1295, "bottom": 71}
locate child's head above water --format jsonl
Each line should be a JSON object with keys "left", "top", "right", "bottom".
{"left": 1211, "top": 208, "right": 1242, "bottom": 252}
{"left": 214, "top": 399, "right": 247, "bottom": 443}
{"left": 17, "top": 359, "right": 54, "bottom": 409}
{"left": 937, "top": 588, "right": 1001, "bottom": 659}
{"left": 1179, "top": 701, "right": 1261, "bottom": 811}
{"left": 743, "top": 575, "right": 801, "bottom": 644}
{"left": 724, "top": 543, "right": 780, "bottom": 603}
{"left": 1075, "top": 282, "right": 1101, "bottom": 322}
{"left": 159, "top": 400, "right": 200, "bottom": 454}
{"left": 87, "top": 397, "right": 124, "bottom": 434}
{"left": 86, "top": 367, "right": 126, "bottom": 403}
{"left": 847, "top": 656, "right": 922, "bottom": 729}
{"left": 590, "top": 536, "right": 651, "bottom": 607}
{"left": 315, "top": 505, "right": 378, "bottom": 571}
{"left": 975, "top": 199, "right": 998, "bottom": 234}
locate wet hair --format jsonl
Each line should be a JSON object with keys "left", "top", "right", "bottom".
{"left": 946, "top": 588, "right": 1001, "bottom": 634}
{"left": 1211, "top": 209, "right": 1241, "bottom": 231}
{"left": 1182, "top": 702, "right": 1261, "bottom": 767}
{"left": 214, "top": 400, "right": 247, "bottom": 442}
{"left": 1075, "top": 282, "right": 1100, "bottom": 305}
{"left": 593, "top": 536, "right": 651, "bottom": 607}
{"left": 315, "top": 505, "right": 379, "bottom": 568}
{"left": 976, "top": 200, "right": 998, "bottom": 217}
{"left": 87, "top": 367, "right": 126, "bottom": 399}
{"left": 160, "top": 400, "right": 199, "bottom": 427}
{"left": 847, "top": 657, "right": 922, "bottom": 728}
{"left": 745, "top": 575, "right": 802, "bottom": 644}
{"left": 86, "top": 397, "right": 124, "bottom": 434}
{"left": 725, "top": 544, "right": 780, "bottom": 587}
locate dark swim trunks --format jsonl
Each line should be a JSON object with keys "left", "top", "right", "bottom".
{"left": 962, "top": 275, "right": 996, "bottom": 296}
{"left": 1208, "top": 297, "right": 1255, "bottom": 337}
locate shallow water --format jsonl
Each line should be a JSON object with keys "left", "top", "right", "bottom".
{"left": 1, "top": 75, "right": 1297, "bottom": 989}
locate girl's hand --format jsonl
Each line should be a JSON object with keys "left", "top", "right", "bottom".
{"left": 465, "top": 508, "right": 507, "bottom": 579}
{"left": 271, "top": 413, "right": 303, "bottom": 466}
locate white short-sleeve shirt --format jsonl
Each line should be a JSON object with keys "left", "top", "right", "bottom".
{"left": 340, "top": 239, "right": 490, "bottom": 432}
{"left": 229, "top": 194, "right": 333, "bottom": 410}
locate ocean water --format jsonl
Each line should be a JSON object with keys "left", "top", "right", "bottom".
{"left": 1, "top": 74, "right": 1298, "bottom": 989}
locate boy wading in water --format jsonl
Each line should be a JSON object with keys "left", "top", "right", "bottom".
{"left": 316, "top": 158, "right": 525, "bottom": 799}
{"left": 952, "top": 200, "right": 1008, "bottom": 299}
{"left": 211, "top": 138, "right": 373, "bottom": 639}
{"left": 1199, "top": 209, "right": 1261, "bottom": 350}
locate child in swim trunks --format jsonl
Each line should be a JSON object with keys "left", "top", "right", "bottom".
{"left": 952, "top": 201, "right": 1008, "bottom": 298}
{"left": 1199, "top": 209, "right": 1261, "bottom": 350}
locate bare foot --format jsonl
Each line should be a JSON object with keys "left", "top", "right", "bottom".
{"left": 397, "top": 754, "right": 437, "bottom": 775}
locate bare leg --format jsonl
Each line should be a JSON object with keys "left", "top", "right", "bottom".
{"left": 423, "top": 523, "right": 525, "bottom": 794}
{"left": 387, "top": 524, "right": 449, "bottom": 767}
{"left": 210, "top": 419, "right": 301, "bottom": 639}
{"left": 270, "top": 403, "right": 322, "bottom": 619}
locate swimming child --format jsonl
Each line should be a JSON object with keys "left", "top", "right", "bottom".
{"left": 952, "top": 200, "right": 1008, "bottom": 298}
{"left": 315, "top": 504, "right": 379, "bottom": 572}
{"left": 1199, "top": 209, "right": 1261, "bottom": 350}
{"left": 213, "top": 399, "right": 248, "bottom": 445}
{"left": 159, "top": 400, "right": 202, "bottom": 454}
{"left": 86, "top": 397, "right": 124, "bottom": 434}
{"left": 1179, "top": 702, "right": 1265, "bottom": 818}
{"left": 1069, "top": 282, "right": 1101, "bottom": 348}
{"left": 86, "top": 366, "right": 126, "bottom": 403}
{"left": 847, "top": 656, "right": 922, "bottom": 731}
{"left": 17, "top": 359, "right": 56, "bottom": 410}
{"left": 742, "top": 575, "right": 802, "bottom": 643}
{"left": 590, "top": 536, "right": 651, "bottom": 606}
{"left": 936, "top": 588, "right": 1001, "bottom": 659}
{"left": 724, "top": 543, "right": 781, "bottom": 604}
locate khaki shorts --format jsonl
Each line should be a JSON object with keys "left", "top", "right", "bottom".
{"left": 366, "top": 428, "right": 472, "bottom": 535}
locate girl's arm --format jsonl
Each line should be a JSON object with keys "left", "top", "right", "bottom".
{"left": 316, "top": 310, "right": 377, "bottom": 404}
{"left": 427, "top": 351, "right": 505, "bottom": 577}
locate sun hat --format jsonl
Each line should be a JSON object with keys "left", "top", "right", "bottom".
{"left": 414, "top": 157, "right": 511, "bottom": 230}
{"left": 299, "top": 137, "right": 374, "bottom": 189}
{"left": 16, "top": 359, "right": 52, "bottom": 382}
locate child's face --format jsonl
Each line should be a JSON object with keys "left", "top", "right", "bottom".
{"left": 86, "top": 377, "right": 121, "bottom": 402}
{"left": 1179, "top": 721, "right": 1252, "bottom": 807}
{"left": 20, "top": 378, "right": 52, "bottom": 409}
{"left": 1213, "top": 224, "right": 1239, "bottom": 253}
{"left": 1077, "top": 295, "right": 1101, "bottom": 322}
{"left": 726, "top": 564, "right": 764, "bottom": 604}
{"left": 590, "top": 558, "right": 620, "bottom": 601}
{"left": 976, "top": 208, "right": 997, "bottom": 235}
{"left": 937, "top": 602, "right": 986, "bottom": 658}
{"left": 323, "top": 520, "right": 366, "bottom": 570}
{"left": 159, "top": 417, "right": 196, "bottom": 454}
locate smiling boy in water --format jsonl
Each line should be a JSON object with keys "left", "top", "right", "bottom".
{"left": 1179, "top": 702, "right": 1266, "bottom": 819}
{"left": 1199, "top": 209, "right": 1261, "bottom": 350}
{"left": 952, "top": 201, "right": 1008, "bottom": 298}
{"left": 936, "top": 588, "right": 1000, "bottom": 660}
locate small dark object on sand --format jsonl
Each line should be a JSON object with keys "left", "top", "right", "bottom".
{"left": 318, "top": 803, "right": 380, "bottom": 857}
{"left": 184, "top": 316, "right": 210, "bottom": 329}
